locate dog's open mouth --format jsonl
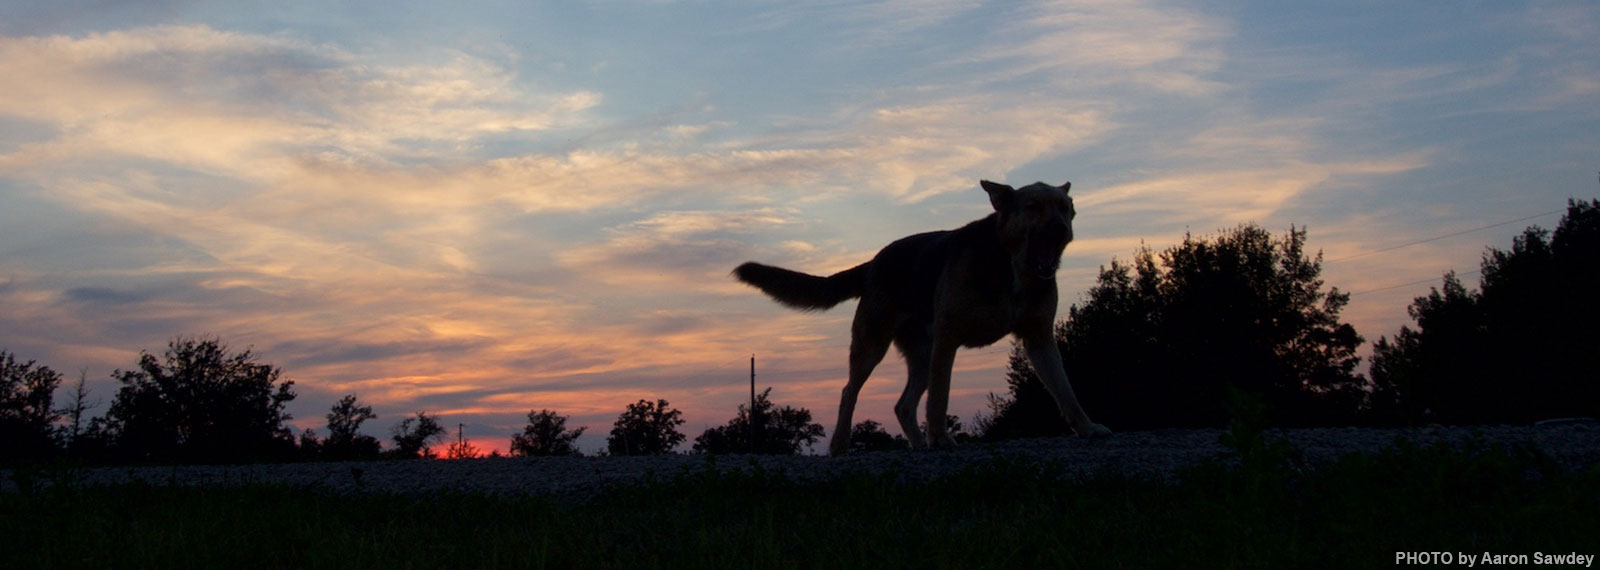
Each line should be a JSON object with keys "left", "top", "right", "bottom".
{"left": 1031, "top": 260, "right": 1060, "bottom": 280}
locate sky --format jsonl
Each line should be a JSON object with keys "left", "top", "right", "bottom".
{"left": 1, "top": 1, "right": 1596, "bottom": 455}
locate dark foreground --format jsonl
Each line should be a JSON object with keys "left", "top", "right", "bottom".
{"left": 3, "top": 435, "right": 1597, "bottom": 569}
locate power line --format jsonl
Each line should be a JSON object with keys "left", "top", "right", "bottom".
{"left": 1348, "top": 269, "right": 1481, "bottom": 297}
{"left": 1332, "top": 208, "right": 1566, "bottom": 297}
{"left": 1326, "top": 209, "right": 1562, "bottom": 264}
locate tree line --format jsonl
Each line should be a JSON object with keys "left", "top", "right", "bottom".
{"left": 979, "top": 198, "right": 1598, "bottom": 437}
{"left": 4, "top": 197, "right": 1595, "bottom": 464}
{"left": 0, "top": 338, "right": 465, "bottom": 465}
{"left": 0, "top": 337, "right": 857, "bottom": 464}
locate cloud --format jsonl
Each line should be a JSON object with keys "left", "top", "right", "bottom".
{"left": 0, "top": 16, "right": 1237, "bottom": 447}
{"left": 964, "top": 0, "right": 1229, "bottom": 94}
{"left": 61, "top": 286, "right": 150, "bottom": 305}
{"left": 0, "top": 25, "right": 600, "bottom": 178}
{"left": 4, "top": 3, "right": 1591, "bottom": 455}
{"left": 1079, "top": 156, "right": 1433, "bottom": 228}
{"left": 556, "top": 208, "right": 807, "bottom": 290}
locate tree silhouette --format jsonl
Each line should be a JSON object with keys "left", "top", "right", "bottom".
{"left": 848, "top": 419, "right": 909, "bottom": 453}
{"left": 296, "top": 427, "right": 323, "bottom": 459}
{"left": 510, "top": 409, "right": 586, "bottom": 457}
{"left": 58, "top": 369, "right": 99, "bottom": 457}
{"left": 1370, "top": 199, "right": 1600, "bottom": 424}
{"left": 606, "top": 398, "right": 685, "bottom": 456}
{"left": 445, "top": 424, "right": 481, "bottom": 459}
{"left": 982, "top": 225, "right": 1365, "bottom": 437}
{"left": 691, "top": 388, "right": 825, "bottom": 455}
{"left": 322, "top": 394, "right": 381, "bottom": 460}
{"left": 0, "top": 350, "right": 63, "bottom": 462}
{"left": 390, "top": 412, "right": 446, "bottom": 459}
{"left": 976, "top": 345, "right": 1074, "bottom": 440}
{"left": 100, "top": 337, "right": 297, "bottom": 463}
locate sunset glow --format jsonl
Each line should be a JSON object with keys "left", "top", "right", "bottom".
{"left": 2, "top": 2, "right": 1595, "bottom": 454}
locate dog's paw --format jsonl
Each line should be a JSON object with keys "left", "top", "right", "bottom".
{"left": 1074, "top": 423, "right": 1112, "bottom": 438}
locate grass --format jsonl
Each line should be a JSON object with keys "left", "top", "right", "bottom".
{"left": 3, "top": 439, "right": 1597, "bottom": 570}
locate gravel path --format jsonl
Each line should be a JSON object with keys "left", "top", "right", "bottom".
{"left": 7, "top": 424, "right": 1597, "bottom": 501}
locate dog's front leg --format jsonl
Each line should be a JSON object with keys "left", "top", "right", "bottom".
{"left": 1022, "top": 333, "right": 1112, "bottom": 438}
{"left": 924, "top": 340, "right": 960, "bottom": 449}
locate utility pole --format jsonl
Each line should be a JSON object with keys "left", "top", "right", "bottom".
{"left": 749, "top": 354, "right": 756, "bottom": 454}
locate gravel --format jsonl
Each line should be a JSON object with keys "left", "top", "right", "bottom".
{"left": 7, "top": 424, "right": 1597, "bottom": 502}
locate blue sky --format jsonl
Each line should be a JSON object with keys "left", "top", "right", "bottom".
{"left": 1, "top": 1, "right": 1596, "bottom": 454}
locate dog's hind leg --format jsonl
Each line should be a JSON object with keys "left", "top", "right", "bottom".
{"left": 892, "top": 332, "right": 932, "bottom": 449}
{"left": 830, "top": 302, "right": 893, "bottom": 456}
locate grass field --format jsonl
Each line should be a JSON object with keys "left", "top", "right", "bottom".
{"left": 3, "top": 438, "right": 1596, "bottom": 569}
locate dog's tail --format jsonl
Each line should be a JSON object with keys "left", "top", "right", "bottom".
{"left": 733, "top": 261, "right": 868, "bottom": 312}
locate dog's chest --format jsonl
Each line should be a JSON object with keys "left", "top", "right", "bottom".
{"left": 936, "top": 282, "right": 1042, "bottom": 348}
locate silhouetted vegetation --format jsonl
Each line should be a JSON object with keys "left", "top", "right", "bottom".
{"left": 606, "top": 398, "right": 685, "bottom": 456}
{"left": 975, "top": 347, "right": 1074, "bottom": 440}
{"left": 0, "top": 351, "right": 63, "bottom": 462}
{"left": 510, "top": 409, "right": 586, "bottom": 457}
{"left": 0, "top": 336, "right": 489, "bottom": 465}
{"left": 6, "top": 200, "right": 1595, "bottom": 465}
{"left": 691, "top": 387, "right": 825, "bottom": 455}
{"left": 848, "top": 419, "right": 909, "bottom": 453}
{"left": 981, "top": 224, "right": 1365, "bottom": 438}
{"left": 57, "top": 370, "right": 98, "bottom": 458}
{"left": 444, "top": 424, "right": 481, "bottom": 459}
{"left": 5, "top": 439, "right": 1593, "bottom": 568}
{"left": 96, "top": 337, "right": 298, "bottom": 464}
{"left": 1370, "top": 199, "right": 1600, "bottom": 425}
{"left": 319, "top": 394, "right": 383, "bottom": 460}
{"left": 389, "top": 412, "right": 446, "bottom": 459}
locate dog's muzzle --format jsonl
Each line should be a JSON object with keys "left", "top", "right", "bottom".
{"left": 1031, "top": 259, "right": 1060, "bottom": 280}
{"left": 1027, "top": 220, "right": 1069, "bottom": 280}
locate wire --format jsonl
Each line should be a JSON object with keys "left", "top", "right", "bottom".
{"left": 1348, "top": 269, "right": 1481, "bottom": 297}
{"left": 1326, "top": 209, "right": 1562, "bottom": 264}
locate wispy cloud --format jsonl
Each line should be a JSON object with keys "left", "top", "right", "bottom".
{"left": 1, "top": 2, "right": 1595, "bottom": 452}
{"left": 960, "top": 0, "right": 1228, "bottom": 93}
{"left": 0, "top": 25, "right": 599, "bottom": 175}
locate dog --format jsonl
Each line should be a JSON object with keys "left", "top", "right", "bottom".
{"left": 735, "top": 180, "right": 1111, "bottom": 456}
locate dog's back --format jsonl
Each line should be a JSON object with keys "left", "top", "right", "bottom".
{"left": 735, "top": 217, "right": 999, "bottom": 319}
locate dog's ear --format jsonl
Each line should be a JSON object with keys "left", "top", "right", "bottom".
{"left": 1059, "top": 181, "right": 1072, "bottom": 194}
{"left": 980, "top": 180, "right": 1015, "bottom": 212}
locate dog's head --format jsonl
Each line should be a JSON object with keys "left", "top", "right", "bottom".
{"left": 981, "top": 180, "right": 1074, "bottom": 281}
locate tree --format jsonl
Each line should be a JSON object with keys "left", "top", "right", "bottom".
{"left": 981, "top": 225, "right": 1366, "bottom": 438}
{"left": 848, "top": 419, "right": 909, "bottom": 453}
{"left": 444, "top": 424, "right": 481, "bottom": 460}
{"left": 322, "top": 394, "right": 382, "bottom": 460}
{"left": 100, "top": 337, "right": 297, "bottom": 463}
{"left": 296, "top": 428, "right": 323, "bottom": 459}
{"left": 1, "top": 350, "right": 63, "bottom": 461}
{"left": 58, "top": 369, "right": 99, "bottom": 456}
{"left": 1370, "top": 199, "right": 1600, "bottom": 424}
{"left": 691, "top": 388, "right": 826, "bottom": 455}
{"left": 606, "top": 398, "right": 685, "bottom": 456}
{"left": 976, "top": 345, "right": 1074, "bottom": 440}
{"left": 390, "top": 412, "right": 446, "bottom": 459}
{"left": 918, "top": 414, "right": 968, "bottom": 444}
{"left": 510, "top": 409, "right": 586, "bottom": 457}
{"left": 1367, "top": 273, "right": 1482, "bottom": 424}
